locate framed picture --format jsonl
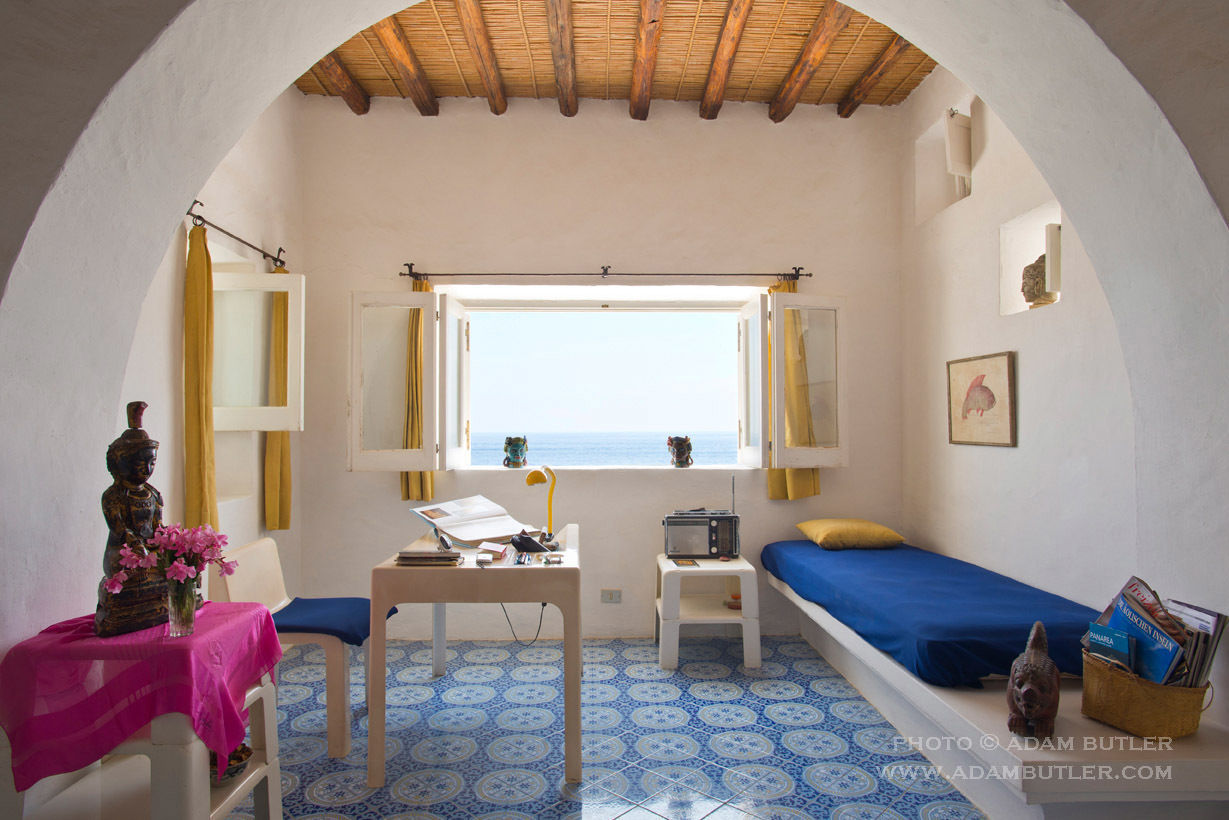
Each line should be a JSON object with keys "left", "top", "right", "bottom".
{"left": 947, "top": 351, "right": 1016, "bottom": 446}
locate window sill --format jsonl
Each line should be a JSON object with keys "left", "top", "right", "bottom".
{"left": 454, "top": 464, "right": 761, "bottom": 473}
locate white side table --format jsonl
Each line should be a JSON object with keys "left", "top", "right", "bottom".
{"left": 655, "top": 554, "right": 761, "bottom": 671}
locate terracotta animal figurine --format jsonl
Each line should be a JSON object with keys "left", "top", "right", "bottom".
{"left": 503, "top": 436, "right": 528, "bottom": 468}
{"left": 1007, "top": 621, "right": 1061, "bottom": 739}
{"left": 961, "top": 374, "right": 996, "bottom": 420}
{"left": 667, "top": 435, "right": 693, "bottom": 467}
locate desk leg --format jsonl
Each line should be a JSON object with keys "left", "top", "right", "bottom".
{"left": 367, "top": 590, "right": 389, "bottom": 788}
{"left": 560, "top": 586, "right": 582, "bottom": 783}
{"left": 432, "top": 602, "right": 447, "bottom": 677}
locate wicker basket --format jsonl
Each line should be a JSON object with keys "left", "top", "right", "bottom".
{"left": 1081, "top": 651, "right": 1210, "bottom": 738}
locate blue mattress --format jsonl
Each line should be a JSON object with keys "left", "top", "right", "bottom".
{"left": 760, "top": 540, "right": 1099, "bottom": 687}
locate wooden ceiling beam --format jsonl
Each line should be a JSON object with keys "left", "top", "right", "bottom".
{"left": 372, "top": 16, "right": 439, "bottom": 116}
{"left": 630, "top": 0, "right": 666, "bottom": 121}
{"left": 317, "top": 51, "right": 370, "bottom": 115}
{"left": 699, "top": 0, "right": 754, "bottom": 120}
{"left": 837, "top": 34, "right": 911, "bottom": 118}
{"left": 545, "top": 0, "right": 579, "bottom": 117}
{"left": 455, "top": 0, "right": 508, "bottom": 115}
{"left": 768, "top": 0, "right": 853, "bottom": 123}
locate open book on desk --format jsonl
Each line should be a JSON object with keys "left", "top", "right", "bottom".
{"left": 410, "top": 494, "right": 539, "bottom": 547}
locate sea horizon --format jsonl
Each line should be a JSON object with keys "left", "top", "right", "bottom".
{"left": 471, "top": 430, "right": 738, "bottom": 467}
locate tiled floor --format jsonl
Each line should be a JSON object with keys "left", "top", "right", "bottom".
{"left": 233, "top": 636, "right": 986, "bottom": 819}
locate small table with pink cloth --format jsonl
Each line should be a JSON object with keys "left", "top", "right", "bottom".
{"left": 0, "top": 602, "right": 283, "bottom": 818}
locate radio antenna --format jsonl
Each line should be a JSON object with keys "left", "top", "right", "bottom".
{"left": 731, "top": 474, "right": 736, "bottom": 515}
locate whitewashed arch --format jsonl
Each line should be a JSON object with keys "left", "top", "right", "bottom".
{"left": 1, "top": 0, "right": 1226, "bottom": 649}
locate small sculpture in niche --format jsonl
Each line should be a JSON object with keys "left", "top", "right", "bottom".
{"left": 503, "top": 436, "right": 528, "bottom": 468}
{"left": 667, "top": 435, "right": 693, "bottom": 468}
{"left": 94, "top": 401, "right": 169, "bottom": 637}
{"left": 1021, "top": 254, "right": 1057, "bottom": 307}
{"left": 1007, "top": 621, "right": 1061, "bottom": 739}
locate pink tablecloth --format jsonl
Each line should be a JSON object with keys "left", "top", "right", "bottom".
{"left": 0, "top": 601, "right": 282, "bottom": 792}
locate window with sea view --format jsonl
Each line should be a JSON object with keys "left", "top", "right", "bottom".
{"left": 469, "top": 311, "right": 738, "bottom": 467}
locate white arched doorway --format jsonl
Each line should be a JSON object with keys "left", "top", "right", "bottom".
{"left": 1, "top": 0, "right": 1226, "bottom": 658}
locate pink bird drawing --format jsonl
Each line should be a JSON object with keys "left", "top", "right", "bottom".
{"left": 962, "top": 374, "right": 996, "bottom": 420}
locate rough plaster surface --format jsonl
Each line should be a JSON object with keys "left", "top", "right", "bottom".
{"left": 289, "top": 95, "right": 904, "bottom": 640}
{"left": 897, "top": 67, "right": 1137, "bottom": 607}
{"left": 1, "top": 0, "right": 1227, "bottom": 720}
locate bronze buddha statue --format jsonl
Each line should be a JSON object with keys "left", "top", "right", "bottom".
{"left": 94, "top": 401, "right": 169, "bottom": 637}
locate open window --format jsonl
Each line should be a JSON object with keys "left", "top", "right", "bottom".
{"left": 347, "top": 286, "right": 846, "bottom": 471}
{"left": 769, "top": 293, "right": 848, "bottom": 468}
{"left": 212, "top": 267, "right": 305, "bottom": 431}
{"left": 348, "top": 290, "right": 438, "bottom": 471}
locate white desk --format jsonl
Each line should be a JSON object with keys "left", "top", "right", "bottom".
{"left": 366, "top": 523, "right": 582, "bottom": 787}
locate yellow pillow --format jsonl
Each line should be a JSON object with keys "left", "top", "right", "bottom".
{"left": 796, "top": 518, "right": 904, "bottom": 550}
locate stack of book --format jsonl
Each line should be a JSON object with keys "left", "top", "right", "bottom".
{"left": 396, "top": 541, "right": 464, "bottom": 567}
{"left": 1086, "top": 576, "right": 1225, "bottom": 686}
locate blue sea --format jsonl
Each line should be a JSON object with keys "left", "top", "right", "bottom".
{"left": 471, "top": 431, "right": 738, "bottom": 467}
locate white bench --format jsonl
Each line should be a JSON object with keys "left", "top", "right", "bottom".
{"left": 767, "top": 573, "right": 1229, "bottom": 820}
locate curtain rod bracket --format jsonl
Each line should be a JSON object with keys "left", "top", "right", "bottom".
{"left": 601, "top": 265, "right": 611, "bottom": 279}
{"left": 401, "top": 262, "right": 427, "bottom": 281}
{"left": 185, "top": 201, "right": 288, "bottom": 268}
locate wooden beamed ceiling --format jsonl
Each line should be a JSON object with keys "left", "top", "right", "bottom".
{"left": 295, "top": 0, "right": 936, "bottom": 122}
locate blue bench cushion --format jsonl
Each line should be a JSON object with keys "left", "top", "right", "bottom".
{"left": 760, "top": 541, "right": 1099, "bottom": 687}
{"left": 272, "top": 597, "right": 396, "bottom": 647}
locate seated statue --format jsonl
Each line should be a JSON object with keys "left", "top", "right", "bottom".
{"left": 94, "top": 402, "right": 169, "bottom": 637}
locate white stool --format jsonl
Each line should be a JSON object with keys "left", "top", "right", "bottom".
{"left": 1, "top": 675, "right": 282, "bottom": 820}
{"left": 654, "top": 554, "right": 761, "bottom": 671}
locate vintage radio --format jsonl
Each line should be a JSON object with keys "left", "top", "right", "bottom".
{"left": 662, "top": 509, "right": 740, "bottom": 558}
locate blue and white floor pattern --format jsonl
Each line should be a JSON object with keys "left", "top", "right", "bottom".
{"left": 232, "top": 636, "right": 986, "bottom": 819}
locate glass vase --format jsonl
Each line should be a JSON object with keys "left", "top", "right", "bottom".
{"left": 166, "top": 578, "right": 197, "bottom": 638}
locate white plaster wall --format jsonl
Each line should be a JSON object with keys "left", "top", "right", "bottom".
{"left": 119, "top": 89, "right": 309, "bottom": 593}
{"left": 1, "top": 0, "right": 1227, "bottom": 725}
{"left": 897, "top": 67, "right": 1136, "bottom": 601}
{"left": 291, "top": 95, "right": 904, "bottom": 639}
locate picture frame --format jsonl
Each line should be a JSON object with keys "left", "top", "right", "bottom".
{"left": 947, "top": 351, "right": 1016, "bottom": 446}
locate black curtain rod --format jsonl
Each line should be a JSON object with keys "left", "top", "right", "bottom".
{"left": 399, "top": 263, "right": 810, "bottom": 281}
{"left": 187, "top": 200, "right": 286, "bottom": 267}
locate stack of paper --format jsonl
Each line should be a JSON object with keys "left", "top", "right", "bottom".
{"left": 1164, "top": 599, "right": 1227, "bottom": 687}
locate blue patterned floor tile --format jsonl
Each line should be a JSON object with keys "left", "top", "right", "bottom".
{"left": 634, "top": 784, "right": 728, "bottom": 819}
{"left": 635, "top": 760, "right": 758, "bottom": 803}
{"left": 265, "top": 636, "right": 983, "bottom": 819}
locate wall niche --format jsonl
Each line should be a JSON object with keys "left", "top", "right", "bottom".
{"left": 1000, "top": 201, "right": 1061, "bottom": 315}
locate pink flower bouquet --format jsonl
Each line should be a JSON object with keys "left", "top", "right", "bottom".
{"left": 104, "top": 523, "right": 237, "bottom": 593}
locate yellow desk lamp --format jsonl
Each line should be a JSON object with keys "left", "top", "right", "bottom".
{"left": 525, "top": 465, "right": 557, "bottom": 541}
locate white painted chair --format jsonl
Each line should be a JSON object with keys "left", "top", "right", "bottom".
{"left": 213, "top": 538, "right": 389, "bottom": 759}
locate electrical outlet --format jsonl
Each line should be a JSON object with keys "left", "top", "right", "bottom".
{"left": 600, "top": 589, "right": 622, "bottom": 604}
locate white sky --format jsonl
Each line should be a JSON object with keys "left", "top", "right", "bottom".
{"left": 469, "top": 311, "right": 738, "bottom": 433}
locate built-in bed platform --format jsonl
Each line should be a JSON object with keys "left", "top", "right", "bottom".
{"left": 761, "top": 542, "right": 1229, "bottom": 819}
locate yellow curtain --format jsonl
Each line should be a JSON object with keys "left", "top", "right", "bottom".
{"left": 401, "top": 278, "right": 435, "bottom": 501}
{"left": 264, "top": 265, "right": 292, "bottom": 530}
{"left": 767, "top": 279, "right": 821, "bottom": 501}
{"left": 184, "top": 226, "right": 219, "bottom": 528}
